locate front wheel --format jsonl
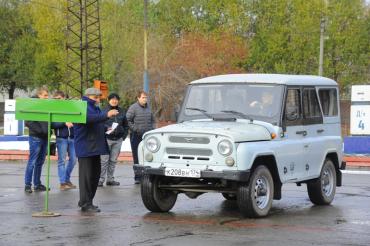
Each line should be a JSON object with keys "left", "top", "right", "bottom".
{"left": 141, "top": 174, "right": 177, "bottom": 212}
{"left": 237, "top": 165, "right": 274, "bottom": 218}
{"left": 307, "top": 158, "right": 336, "bottom": 205}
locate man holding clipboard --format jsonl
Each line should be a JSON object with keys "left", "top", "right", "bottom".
{"left": 74, "top": 88, "right": 119, "bottom": 212}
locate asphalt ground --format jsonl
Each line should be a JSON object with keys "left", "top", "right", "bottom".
{"left": 1, "top": 161, "right": 370, "bottom": 246}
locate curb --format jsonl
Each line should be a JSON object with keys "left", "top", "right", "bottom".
{"left": 0, "top": 150, "right": 369, "bottom": 168}
{"left": 0, "top": 150, "right": 133, "bottom": 162}
{"left": 343, "top": 156, "right": 370, "bottom": 167}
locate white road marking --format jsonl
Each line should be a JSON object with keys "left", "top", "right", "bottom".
{"left": 342, "top": 170, "right": 370, "bottom": 175}
{"left": 350, "top": 220, "right": 370, "bottom": 225}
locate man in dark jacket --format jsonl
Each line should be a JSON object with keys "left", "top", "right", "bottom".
{"left": 99, "top": 93, "right": 129, "bottom": 187}
{"left": 126, "top": 90, "right": 155, "bottom": 184}
{"left": 53, "top": 90, "right": 77, "bottom": 191}
{"left": 24, "top": 87, "right": 50, "bottom": 193}
{"left": 74, "top": 88, "right": 118, "bottom": 212}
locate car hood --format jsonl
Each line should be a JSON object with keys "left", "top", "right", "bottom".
{"left": 146, "top": 120, "right": 273, "bottom": 142}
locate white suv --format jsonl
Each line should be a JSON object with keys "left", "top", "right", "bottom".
{"left": 138, "top": 74, "right": 345, "bottom": 218}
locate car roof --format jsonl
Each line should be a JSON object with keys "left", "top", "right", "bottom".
{"left": 190, "top": 74, "right": 338, "bottom": 86}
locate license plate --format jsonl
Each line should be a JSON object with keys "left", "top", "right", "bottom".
{"left": 165, "top": 168, "right": 201, "bottom": 178}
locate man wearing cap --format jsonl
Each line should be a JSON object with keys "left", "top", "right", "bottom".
{"left": 74, "top": 88, "right": 119, "bottom": 212}
{"left": 98, "top": 93, "right": 129, "bottom": 187}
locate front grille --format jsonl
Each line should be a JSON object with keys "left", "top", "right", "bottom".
{"left": 168, "top": 156, "right": 210, "bottom": 161}
{"left": 169, "top": 136, "right": 210, "bottom": 144}
{"left": 166, "top": 148, "right": 212, "bottom": 156}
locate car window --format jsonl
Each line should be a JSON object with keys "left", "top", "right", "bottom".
{"left": 318, "top": 89, "right": 338, "bottom": 116}
{"left": 303, "top": 88, "right": 323, "bottom": 124}
{"left": 284, "top": 88, "right": 301, "bottom": 126}
{"left": 180, "top": 83, "right": 284, "bottom": 124}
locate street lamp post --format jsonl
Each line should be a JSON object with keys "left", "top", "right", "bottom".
{"left": 319, "top": 18, "right": 325, "bottom": 76}
{"left": 318, "top": 0, "right": 328, "bottom": 76}
{"left": 143, "top": 0, "right": 149, "bottom": 93}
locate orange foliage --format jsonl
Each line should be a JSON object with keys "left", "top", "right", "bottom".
{"left": 167, "top": 32, "right": 248, "bottom": 77}
{"left": 147, "top": 32, "right": 248, "bottom": 120}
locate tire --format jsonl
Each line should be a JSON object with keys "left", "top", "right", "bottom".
{"left": 222, "top": 193, "right": 237, "bottom": 200}
{"left": 307, "top": 158, "right": 336, "bottom": 205}
{"left": 237, "top": 165, "right": 274, "bottom": 218}
{"left": 141, "top": 174, "right": 177, "bottom": 212}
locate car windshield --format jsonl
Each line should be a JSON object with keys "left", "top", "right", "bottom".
{"left": 178, "top": 83, "right": 284, "bottom": 124}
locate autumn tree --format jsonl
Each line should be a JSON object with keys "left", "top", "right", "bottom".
{"left": 325, "top": 0, "right": 370, "bottom": 88}
{"left": 148, "top": 32, "right": 248, "bottom": 120}
{"left": 28, "top": 0, "right": 66, "bottom": 92}
{"left": 0, "top": 0, "right": 368, "bottom": 106}
{"left": 0, "top": 0, "right": 36, "bottom": 98}
{"left": 243, "top": 0, "right": 370, "bottom": 91}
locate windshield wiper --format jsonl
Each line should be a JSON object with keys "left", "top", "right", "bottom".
{"left": 221, "top": 110, "right": 253, "bottom": 122}
{"left": 186, "top": 107, "right": 213, "bottom": 119}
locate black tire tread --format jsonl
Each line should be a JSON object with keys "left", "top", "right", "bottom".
{"left": 141, "top": 174, "right": 162, "bottom": 212}
{"left": 237, "top": 165, "right": 274, "bottom": 218}
{"left": 307, "top": 159, "right": 336, "bottom": 205}
{"left": 141, "top": 174, "right": 177, "bottom": 212}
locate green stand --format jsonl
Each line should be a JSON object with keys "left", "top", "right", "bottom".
{"left": 16, "top": 98, "right": 87, "bottom": 217}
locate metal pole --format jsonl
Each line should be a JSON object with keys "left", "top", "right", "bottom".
{"left": 143, "top": 0, "right": 149, "bottom": 93}
{"left": 318, "top": 18, "right": 325, "bottom": 76}
{"left": 44, "top": 114, "right": 51, "bottom": 212}
{"left": 80, "top": 0, "right": 84, "bottom": 95}
{"left": 318, "top": 0, "right": 328, "bottom": 76}
{"left": 84, "top": 0, "right": 89, "bottom": 89}
{"left": 32, "top": 113, "right": 60, "bottom": 217}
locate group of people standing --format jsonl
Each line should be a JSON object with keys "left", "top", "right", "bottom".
{"left": 24, "top": 86, "right": 155, "bottom": 213}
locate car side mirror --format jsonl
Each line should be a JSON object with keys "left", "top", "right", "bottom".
{"left": 174, "top": 104, "right": 181, "bottom": 122}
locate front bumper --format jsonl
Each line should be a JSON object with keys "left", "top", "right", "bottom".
{"left": 143, "top": 167, "right": 250, "bottom": 182}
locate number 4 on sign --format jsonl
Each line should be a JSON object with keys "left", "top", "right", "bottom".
{"left": 358, "top": 120, "right": 365, "bottom": 130}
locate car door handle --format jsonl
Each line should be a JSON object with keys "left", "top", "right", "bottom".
{"left": 317, "top": 129, "right": 324, "bottom": 133}
{"left": 296, "top": 130, "right": 307, "bottom": 136}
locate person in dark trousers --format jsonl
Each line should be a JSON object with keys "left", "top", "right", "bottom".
{"left": 99, "top": 93, "right": 129, "bottom": 187}
{"left": 126, "top": 90, "right": 155, "bottom": 184}
{"left": 74, "top": 88, "right": 118, "bottom": 212}
{"left": 24, "top": 87, "right": 50, "bottom": 193}
{"left": 53, "top": 90, "right": 77, "bottom": 191}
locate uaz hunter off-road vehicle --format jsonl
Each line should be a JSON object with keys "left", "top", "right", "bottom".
{"left": 138, "top": 74, "right": 345, "bottom": 218}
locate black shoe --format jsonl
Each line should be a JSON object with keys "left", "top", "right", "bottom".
{"left": 81, "top": 205, "right": 101, "bottom": 213}
{"left": 79, "top": 202, "right": 98, "bottom": 209}
{"left": 34, "top": 184, "right": 50, "bottom": 192}
{"left": 106, "top": 181, "right": 120, "bottom": 186}
{"left": 134, "top": 179, "right": 141, "bottom": 184}
{"left": 98, "top": 182, "right": 103, "bottom": 187}
{"left": 25, "top": 185, "right": 32, "bottom": 193}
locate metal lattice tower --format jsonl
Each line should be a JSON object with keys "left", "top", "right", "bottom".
{"left": 66, "top": 0, "right": 103, "bottom": 96}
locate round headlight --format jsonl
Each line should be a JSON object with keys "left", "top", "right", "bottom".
{"left": 145, "top": 136, "right": 160, "bottom": 153}
{"left": 218, "top": 140, "right": 233, "bottom": 156}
